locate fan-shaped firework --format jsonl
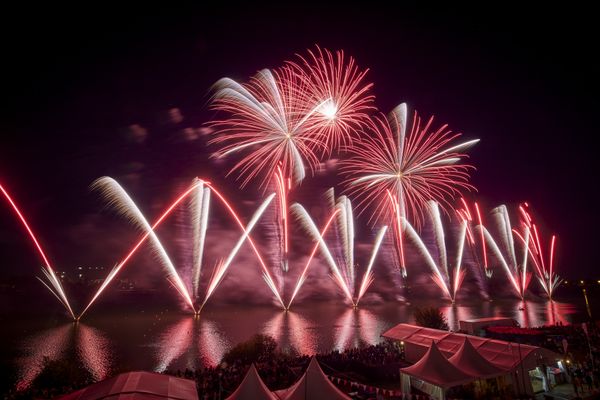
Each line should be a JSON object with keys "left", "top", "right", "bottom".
{"left": 343, "top": 103, "right": 479, "bottom": 227}
{"left": 291, "top": 190, "right": 387, "bottom": 307}
{"left": 514, "top": 203, "right": 562, "bottom": 299}
{"left": 475, "top": 205, "right": 531, "bottom": 299}
{"left": 456, "top": 198, "right": 492, "bottom": 299}
{"left": 401, "top": 201, "right": 468, "bottom": 301}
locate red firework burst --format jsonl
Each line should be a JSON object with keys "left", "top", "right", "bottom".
{"left": 342, "top": 103, "right": 479, "bottom": 227}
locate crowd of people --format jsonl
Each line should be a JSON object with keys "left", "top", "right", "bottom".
{"left": 166, "top": 341, "right": 405, "bottom": 399}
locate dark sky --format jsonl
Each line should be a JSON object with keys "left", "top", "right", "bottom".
{"left": 0, "top": 3, "right": 598, "bottom": 282}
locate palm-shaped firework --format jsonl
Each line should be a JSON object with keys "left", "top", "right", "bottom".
{"left": 343, "top": 103, "right": 479, "bottom": 274}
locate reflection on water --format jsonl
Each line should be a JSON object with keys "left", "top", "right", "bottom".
{"left": 16, "top": 324, "right": 71, "bottom": 390}
{"left": 155, "top": 317, "right": 194, "bottom": 372}
{"left": 76, "top": 323, "right": 111, "bottom": 381}
{"left": 8, "top": 299, "right": 584, "bottom": 390}
{"left": 16, "top": 322, "right": 111, "bottom": 390}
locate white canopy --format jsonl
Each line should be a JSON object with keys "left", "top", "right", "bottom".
{"left": 282, "top": 357, "right": 350, "bottom": 400}
{"left": 226, "top": 364, "right": 277, "bottom": 400}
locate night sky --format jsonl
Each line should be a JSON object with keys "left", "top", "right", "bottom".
{"left": 0, "top": 3, "right": 598, "bottom": 284}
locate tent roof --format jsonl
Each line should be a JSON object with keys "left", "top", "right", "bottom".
{"left": 283, "top": 357, "right": 350, "bottom": 400}
{"left": 226, "top": 364, "right": 277, "bottom": 400}
{"left": 59, "top": 371, "right": 198, "bottom": 400}
{"left": 448, "top": 337, "right": 507, "bottom": 378}
{"left": 400, "top": 341, "right": 474, "bottom": 389}
{"left": 383, "top": 323, "right": 558, "bottom": 370}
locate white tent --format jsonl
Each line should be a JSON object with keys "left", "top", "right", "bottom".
{"left": 448, "top": 337, "right": 507, "bottom": 379}
{"left": 281, "top": 357, "right": 350, "bottom": 400}
{"left": 400, "top": 341, "right": 474, "bottom": 400}
{"left": 226, "top": 364, "right": 277, "bottom": 400}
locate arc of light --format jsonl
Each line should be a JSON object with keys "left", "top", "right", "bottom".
{"left": 90, "top": 178, "right": 195, "bottom": 313}
{"left": 287, "top": 208, "right": 340, "bottom": 309}
{"left": 428, "top": 201, "right": 448, "bottom": 276}
{"left": 474, "top": 202, "right": 488, "bottom": 269}
{"left": 337, "top": 196, "right": 355, "bottom": 287}
{"left": 1, "top": 183, "right": 76, "bottom": 319}
{"left": 291, "top": 203, "right": 354, "bottom": 304}
{"left": 274, "top": 165, "right": 289, "bottom": 271}
{"left": 513, "top": 229, "right": 547, "bottom": 293}
{"left": 549, "top": 235, "right": 556, "bottom": 280}
{"left": 192, "top": 183, "right": 210, "bottom": 298}
{"left": 453, "top": 219, "right": 468, "bottom": 300}
{"left": 521, "top": 227, "right": 530, "bottom": 295}
{"left": 386, "top": 190, "right": 406, "bottom": 274}
{"left": 201, "top": 194, "right": 275, "bottom": 308}
{"left": 81, "top": 179, "right": 286, "bottom": 319}
{"left": 79, "top": 180, "right": 206, "bottom": 319}
{"left": 475, "top": 225, "right": 522, "bottom": 297}
{"left": 356, "top": 225, "right": 388, "bottom": 305}
{"left": 402, "top": 216, "right": 452, "bottom": 299}
{"left": 203, "top": 182, "right": 285, "bottom": 308}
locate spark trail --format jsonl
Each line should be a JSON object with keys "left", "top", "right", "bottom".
{"left": 0, "top": 183, "right": 76, "bottom": 319}
{"left": 401, "top": 201, "right": 468, "bottom": 301}
{"left": 475, "top": 205, "right": 531, "bottom": 299}
{"left": 91, "top": 177, "right": 196, "bottom": 312}
{"left": 291, "top": 191, "right": 387, "bottom": 306}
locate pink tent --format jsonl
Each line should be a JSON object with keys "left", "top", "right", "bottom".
{"left": 226, "top": 364, "right": 277, "bottom": 400}
{"left": 448, "top": 337, "right": 507, "bottom": 378}
{"left": 281, "top": 357, "right": 350, "bottom": 400}
{"left": 400, "top": 341, "right": 474, "bottom": 389}
{"left": 59, "top": 371, "right": 198, "bottom": 400}
{"left": 383, "top": 323, "right": 558, "bottom": 370}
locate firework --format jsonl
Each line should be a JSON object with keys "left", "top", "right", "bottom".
{"left": 80, "top": 178, "right": 286, "bottom": 318}
{"left": 91, "top": 177, "right": 196, "bottom": 312}
{"left": 515, "top": 203, "right": 562, "bottom": 299}
{"left": 285, "top": 45, "right": 375, "bottom": 152}
{"left": 191, "top": 178, "right": 211, "bottom": 299}
{"left": 0, "top": 183, "right": 76, "bottom": 319}
{"left": 475, "top": 205, "right": 531, "bottom": 299}
{"left": 209, "top": 68, "right": 322, "bottom": 188}
{"left": 201, "top": 193, "right": 275, "bottom": 309}
{"left": 291, "top": 190, "right": 387, "bottom": 306}
{"left": 343, "top": 103, "right": 479, "bottom": 227}
{"left": 401, "top": 201, "right": 468, "bottom": 301}
{"left": 456, "top": 198, "right": 492, "bottom": 298}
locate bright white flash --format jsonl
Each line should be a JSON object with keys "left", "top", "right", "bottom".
{"left": 320, "top": 100, "right": 338, "bottom": 120}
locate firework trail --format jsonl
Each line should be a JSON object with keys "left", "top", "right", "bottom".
{"left": 0, "top": 183, "right": 76, "bottom": 319}
{"left": 201, "top": 193, "right": 275, "bottom": 309}
{"left": 475, "top": 205, "right": 531, "bottom": 299}
{"left": 91, "top": 177, "right": 196, "bottom": 312}
{"left": 291, "top": 191, "right": 387, "bottom": 306}
{"left": 203, "top": 183, "right": 284, "bottom": 308}
{"left": 515, "top": 203, "right": 562, "bottom": 299}
{"left": 191, "top": 178, "right": 210, "bottom": 299}
{"left": 343, "top": 103, "right": 478, "bottom": 273}
{"left": 273, "top": 165, "right": 290, "bottom": 273}
{"left": 401, "top": 201, "right": 468, "bottom": 301}
{"left": 456, "top": 198, "right": 492, "bottom": 298}
{"left": 286, "top": 206, "right": 340, "bottom": 309}
{"left": 285, "top": 45, "right": 375, "bottom": 152}
{"left": 80, "top": 179, "right": 285, "bottom": 318}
